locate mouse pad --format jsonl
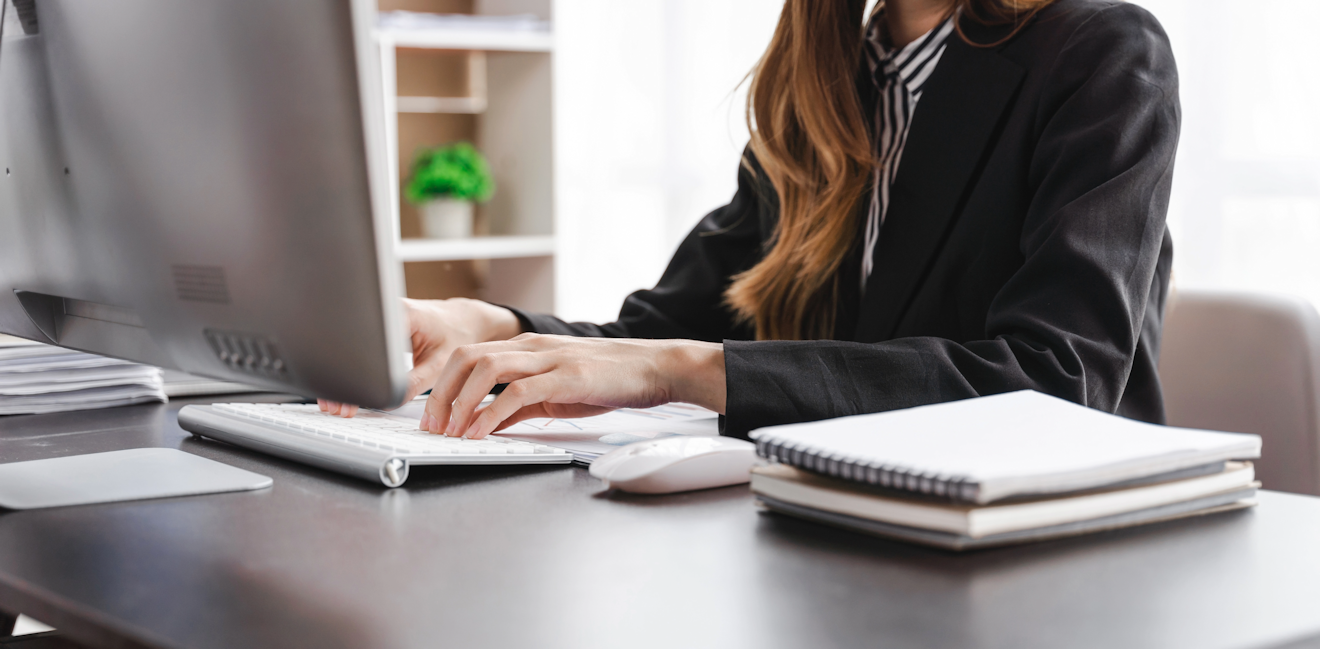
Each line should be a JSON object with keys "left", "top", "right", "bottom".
{"left": 0, "top": 448, "right": 272, "bottom": 510}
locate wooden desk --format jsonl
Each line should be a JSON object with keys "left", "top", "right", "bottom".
{"left": 2, "top": 399, "right": 1320, "bottom": 649}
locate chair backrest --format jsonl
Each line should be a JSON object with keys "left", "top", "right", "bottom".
{"left": 1159, "top": 289, "right": 1320, "bottom": 495}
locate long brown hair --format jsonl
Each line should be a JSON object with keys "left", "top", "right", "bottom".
{"left": 724, "top": 0, "right": 1052, "bottom": 341}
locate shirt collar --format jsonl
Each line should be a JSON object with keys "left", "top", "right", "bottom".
{"left": 864, "top": 10, "right": 957, "bottom": 91}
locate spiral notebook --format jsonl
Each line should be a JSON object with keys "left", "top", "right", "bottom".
{"left": 748, "top": 391, "right": 1262, "bottom": 505}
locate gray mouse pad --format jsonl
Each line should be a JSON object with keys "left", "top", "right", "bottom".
{"left": 0, "top": 448, "right": 272, "bottom": 510}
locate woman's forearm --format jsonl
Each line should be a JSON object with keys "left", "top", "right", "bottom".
{"left": 660, "top": 341, "right": 727, "bottom": 415}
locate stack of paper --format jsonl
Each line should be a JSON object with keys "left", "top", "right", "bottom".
{"left": 0, "top": 335, "right": 166, "bottom": 415}
{"left": 749, "top": 391, "right": 1263, "bottom": 550}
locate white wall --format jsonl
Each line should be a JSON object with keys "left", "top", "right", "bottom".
{"left": 553, "top": 0, "right": 782, "bottom": 323}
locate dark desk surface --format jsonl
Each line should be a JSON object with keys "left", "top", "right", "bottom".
{"left": 3, "top": 398, "right": 1320, "bottom": 649}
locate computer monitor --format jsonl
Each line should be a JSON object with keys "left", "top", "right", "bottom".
{"left": 0, "top": 0, "right": 410, "bottom": 409}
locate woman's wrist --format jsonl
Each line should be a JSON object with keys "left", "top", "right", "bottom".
{"left": 659, "top": 341, "right": 727, "bottom": 415}
{"left": 480, "top": 302, "right": 524, "bottom": 342}
{"left": 448, "top": 298, "right": 523, "bottom": 343}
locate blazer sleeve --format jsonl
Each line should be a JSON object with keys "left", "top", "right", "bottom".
{"left": 722, "top": 5, "right": 1180, "bottom": 437}
{"left": 507, "top": 156, "right": 767, "bottom": 342}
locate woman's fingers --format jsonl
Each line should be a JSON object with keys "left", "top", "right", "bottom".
{"left": 421, "top": 339, "right": 557, "bottom": 435}
{"left": 421, "top": 345, "right": 479, "bottom": 434}
{"left": 423, "top": 344, "right": 483, "bottom": 432}
{"left": 442, "top": 351, "right": 551, "bottom": 437}
{"left": 462, "top": 376, "right": 556, "bottom": 439}
{"left": 404, "top": 349, "right": 449, "bottom": 404}
{"left": 317, "top": 299, "right": 540, "bottom": 425}
{"left": 318, "top": 400, "right": 359, "bottom": 417}
{"left": 416, "top": 333, "right": 685, "bottom": 437}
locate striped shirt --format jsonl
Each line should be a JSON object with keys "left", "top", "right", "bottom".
{"left": 859, "top": 13, "right": 957, "bottom": 293}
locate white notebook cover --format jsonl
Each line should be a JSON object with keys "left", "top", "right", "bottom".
{"left": 748, "top": 390, "right": 1262, "bottom": 504}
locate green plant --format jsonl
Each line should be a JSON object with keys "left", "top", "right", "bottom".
{"left": 404, "top": 142, "right": 495, "bottom": 204}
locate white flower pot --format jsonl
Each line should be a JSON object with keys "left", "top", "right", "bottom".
{"left": 419, "top": 198, "right": 474, "bottom": 239}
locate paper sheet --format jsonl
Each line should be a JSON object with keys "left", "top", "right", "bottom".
{"left": 0, "top": 338, "right": 166, "bottom": 415}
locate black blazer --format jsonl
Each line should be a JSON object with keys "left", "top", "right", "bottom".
{"left": 511, "top": 0, "right": 1179, "bottom": 438}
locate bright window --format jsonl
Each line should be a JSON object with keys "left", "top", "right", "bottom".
{"left": 1132, "top": 0, "right": 1320, "bottom": 306}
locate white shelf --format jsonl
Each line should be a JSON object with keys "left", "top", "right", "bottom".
{"left": 396, "top": 95, "right": 487, "bottom": 114}
{"left": 378, "top": 28, "right": 553, "bottom": 53}
{"left": 396, "top": 235, "right": 555, "bottom": 262}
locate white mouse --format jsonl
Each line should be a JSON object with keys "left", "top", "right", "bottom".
{"left": 588, "top": 436, "right": 759, "bottom": 494}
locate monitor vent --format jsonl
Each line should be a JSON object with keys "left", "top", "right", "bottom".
{"left": 172, "top": 265, "right": 230, "bottom": 304}
{"left": 204, "top": 329, "right": 288, "bottom": 378}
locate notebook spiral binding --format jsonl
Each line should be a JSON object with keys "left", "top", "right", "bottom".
{"left": 755, "top": 437, "right": 981, "bottom": 503}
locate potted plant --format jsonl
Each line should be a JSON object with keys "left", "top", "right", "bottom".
{"left": 404, "top": 142, "right": 495, "bottom": 239}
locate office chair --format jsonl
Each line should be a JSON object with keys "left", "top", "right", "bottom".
{"left": 1159, "top": 289, "right": 1320, "bottom": 496}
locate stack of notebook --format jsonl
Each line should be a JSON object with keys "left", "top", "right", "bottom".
{"left": 0, "top": 335, "right": 166, "bottom": 415}
{"left": 749, "top": 391, "right": 1262, "bottom": 550}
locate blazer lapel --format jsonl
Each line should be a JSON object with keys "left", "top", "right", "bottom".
{"left": 853, "top": 30, "right": 1025, "bottom": 343}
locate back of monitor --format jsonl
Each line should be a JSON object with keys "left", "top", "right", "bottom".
{"left": 0, "top": 0, "right": 409, "bottom": 409}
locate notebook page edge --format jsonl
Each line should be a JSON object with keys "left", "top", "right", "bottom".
{"left": 967, "top": 463, "right": 1257, "bottom": 536}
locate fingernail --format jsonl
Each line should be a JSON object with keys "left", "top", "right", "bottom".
{"left": 318, "top": 401, "right": 326, "bottom": 412}
{"left": 419, "top": 413, "right": 431, "bottom": 431}
{"left": 445, "top": 417, "right": 458, "bottom": 436}
{"left": 463, "top": 423, "right": 480, "bottom": 439}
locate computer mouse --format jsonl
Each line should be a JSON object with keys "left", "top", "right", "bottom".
{"left": 588, "top": 436, "right": 758, "bottom": 494}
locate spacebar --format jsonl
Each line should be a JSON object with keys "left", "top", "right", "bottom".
{"left": 177, "top": 405, "right": 397, "bottom": 486}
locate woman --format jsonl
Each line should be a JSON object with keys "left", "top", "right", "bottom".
{"left": 324, "top": 0, "right": 1179, "bottom": 442}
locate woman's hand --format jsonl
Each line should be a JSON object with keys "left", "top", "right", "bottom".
{"left": 418, "top": 334, "right": 726, "bottom": 439}
{"left": 318, "top": 297, "right": 522, "bottom": 417}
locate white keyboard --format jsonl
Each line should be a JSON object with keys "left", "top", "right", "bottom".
{"left": 177, "top": 402, "right": 572, "bottom": 487}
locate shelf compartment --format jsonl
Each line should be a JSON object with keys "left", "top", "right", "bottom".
{"left": 395, "top": 49, "right": 486, "bottom": 114}
{"left": 378, "top": 28, "right": 553, "bottom": 53}
{"left": 396, "top": 235, "right": 555, "bottom": 262}
{"left": 396, "top": 95, "right": 487, "bottom": 113}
